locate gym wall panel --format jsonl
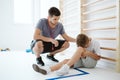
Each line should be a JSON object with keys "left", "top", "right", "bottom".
{"left": 60, "top": 0, "right": 120, "bottom": 72}
{"left": 80, "top": 0, "right": 120, "bottom": 72}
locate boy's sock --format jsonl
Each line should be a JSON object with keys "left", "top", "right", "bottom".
{"left": 56, "top": 64, "right": 70, "bottom": 76}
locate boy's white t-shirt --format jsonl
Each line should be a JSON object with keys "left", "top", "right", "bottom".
{"left": 73, "top": 39, "right": 101, "bottom": 68}
{"left": 86, "top": 39, "right": 101, "bottom": 55}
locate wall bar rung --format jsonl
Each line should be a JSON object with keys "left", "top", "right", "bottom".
{"left": 101, "top": 56, "right": 116, "bottom": 62}
{"left": 83, "top": 5, "right": 116, "bottom": 15}
{"left": 95, "top": 38, "right": 116, "bottom": 40}
{"left": 83, "top": 16, "right": 116, "bottom": 23}
{"left": 82, "top": 0, "right": 104, "bottom": 7}
{"left": 83, "top": 27, "right": 116, "bottom": 31}
{"left": 100, "top": 47, "right": 116, "bottom": 51}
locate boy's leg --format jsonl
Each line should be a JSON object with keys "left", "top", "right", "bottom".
{"left": 82, "top": 57, "right": 97, "bottom": 68}
{"left": 50, "top": 59, "right": 70, "bottom": 71}
{"left": 32, "top": 59, "right": 70, "bottom": 75}
{"left": 73, "top": 59, "right": 83, "bottom": 68}
{"left": 56, "top": 47, "right": 84, "bottom": 76}
{"left": 66, "top": 47, "right": 84, "bottom": 67}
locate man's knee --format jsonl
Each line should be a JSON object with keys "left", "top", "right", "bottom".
{"left": 33, "top": 41, "right": 43, "bottom": 51}
{"left": 35, "top": 41, "right": 43, "bottom": 47}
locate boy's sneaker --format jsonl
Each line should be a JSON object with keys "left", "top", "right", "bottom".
{"left": 47, "top": 54, "right": 59, "bottom": 62}
{"left": 36, "top": 57, "right": 44, "bottom": 66}
{"left": 32, "top": 64, "right": 47, "bottom": 75}
{"left": 56, "top": 64, "right": 70, "bottom": 76}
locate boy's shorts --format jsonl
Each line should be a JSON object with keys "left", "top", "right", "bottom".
{"left": 30, "top": 39, "right": 66, "bottom": 53}
{"left": 73, "top": 57, "right": 97, "bottom": 68}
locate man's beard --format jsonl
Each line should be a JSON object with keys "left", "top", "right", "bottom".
{"left": 50, "top": 21, "right": 56, "bottom": 26}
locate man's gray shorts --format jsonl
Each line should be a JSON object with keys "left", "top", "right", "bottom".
{"left": 73, "top": 57, "right": 97, "bottom": 68}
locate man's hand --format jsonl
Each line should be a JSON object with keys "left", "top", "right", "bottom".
{"left": 50, "top": 38, "right": 59, "bottom": 47}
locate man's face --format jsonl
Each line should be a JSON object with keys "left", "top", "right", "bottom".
{"left": 49, "top": 15, "right": 60, "bottom": 26}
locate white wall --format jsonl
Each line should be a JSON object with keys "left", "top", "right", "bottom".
{"left": 0, "top": 0, "right": 34, "bottom": 51}
{"left": 0, "top": 0, "right": 59, "bottom": 51}
{"left": 61, "top": 0, "right": 80, "bottom": 38}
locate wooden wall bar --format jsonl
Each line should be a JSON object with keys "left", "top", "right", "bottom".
{"left": 116, "top": 0, "right": 120, "bottom": 72}
{"left": 80, "top": 0, "right": 120, "bottom": 72}
{"left": 60, "top": 0, "right": 120, "bottom": 72}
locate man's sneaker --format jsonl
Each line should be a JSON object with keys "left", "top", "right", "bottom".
{"left": 32, "top": 64, "right": 47, "bottom": 75}
{"left": 56, "top": 64, "right": 70, "bottom": 76}
{"left": 47, "top": 54, "right": 59, "bottom": 62}
{"left": 36, "top": 57, "right": 45, "bottom": 66}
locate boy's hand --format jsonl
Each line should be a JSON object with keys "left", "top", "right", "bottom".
{"left": 81, "top": 50, "right": 90, "bottom": 58}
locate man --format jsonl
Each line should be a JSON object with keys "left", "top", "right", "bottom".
{"left": 32, "top": 34, "right": 101, "bottom": 76}
{"left": 31, "top": 7, "right": 76, "bottom": 66}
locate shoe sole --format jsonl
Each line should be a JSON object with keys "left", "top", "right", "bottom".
{"left": 32, "top": 64, "right": 47, "bottom": 75}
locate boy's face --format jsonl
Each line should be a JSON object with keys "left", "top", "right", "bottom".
{"left": 49, "top": 15, "right": 60, "bottom": 26}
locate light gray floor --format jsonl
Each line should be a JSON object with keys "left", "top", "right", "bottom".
{"left": 0, "top": 50, "right": 120, "bottom": 80}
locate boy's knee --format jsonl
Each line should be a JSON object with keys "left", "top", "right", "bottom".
{"left": 82, "top": 57, "right": 97, "bottom": 68}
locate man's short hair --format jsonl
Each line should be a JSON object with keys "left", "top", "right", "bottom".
{"left": 48, "top": 7, "right": 61, "bottom": 17}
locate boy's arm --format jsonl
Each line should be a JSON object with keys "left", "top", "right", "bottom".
{"left": 82, "top": 50, "right": 101, "bottom": 60}
{"left": 87, "top": 51, "right": 101, "bottom": 60}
